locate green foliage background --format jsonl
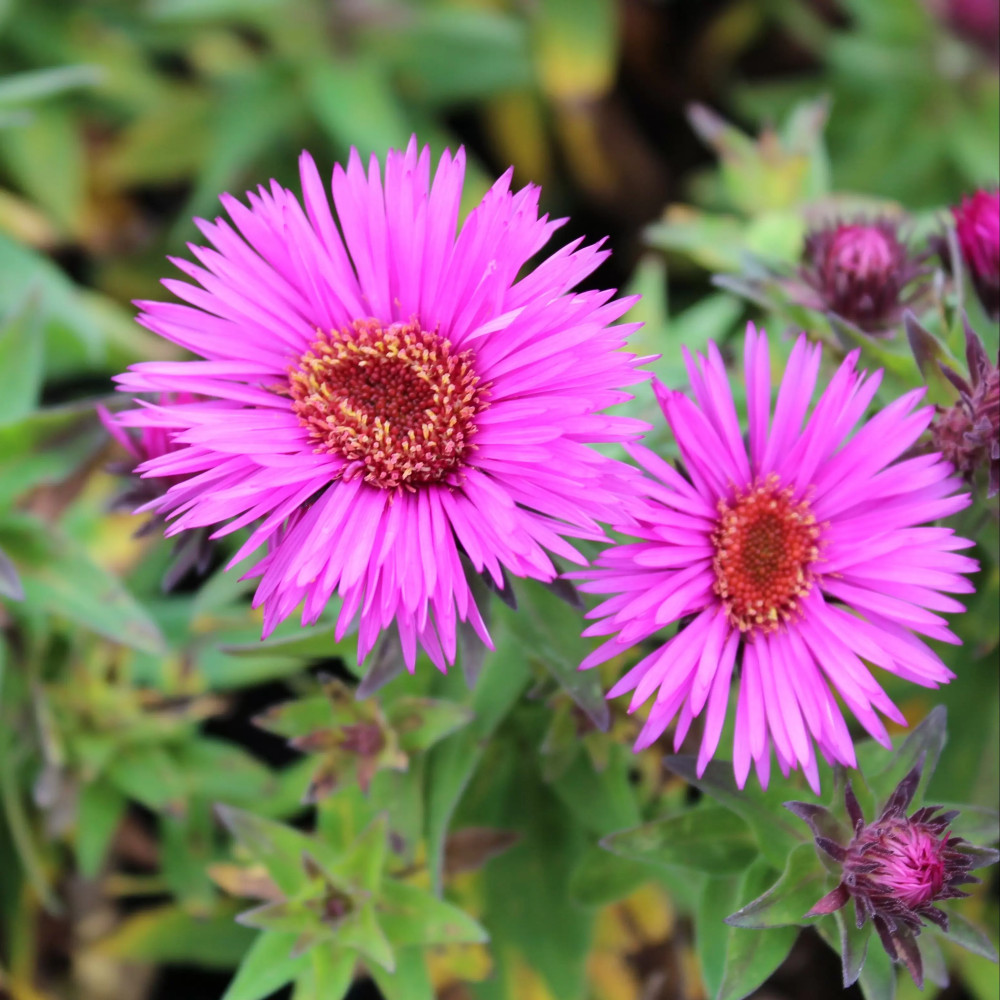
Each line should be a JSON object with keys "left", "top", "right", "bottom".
{"left": 0, "top": 2, "right": 997, "bottom": 1000}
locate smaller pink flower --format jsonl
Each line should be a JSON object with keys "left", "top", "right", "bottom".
{"left": 952, "top": 189, "right": 1000, "bottom": 321}
{"left": 799, "top": 218, "right": 927, "bottom": 333}
{"left": 576, "top": 325, "right": 976, "bottom": 793}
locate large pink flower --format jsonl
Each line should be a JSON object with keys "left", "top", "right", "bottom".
{"left": 577, "top": 325, "right": 977, "bottom": 792}
{"left": 111, "top": 139, "right": 650, "bottom": 670}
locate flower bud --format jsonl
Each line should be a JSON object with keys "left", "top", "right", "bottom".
{"left": 952, "top": 189, "right": 1000, "bottom": 321}
{"left": 799, "top": 218, "right": 927, "bottom": 333}
{"left": 932, "top": 322, "right": 1000, "bottom": 496}
{"left": 789, "top": 759, "right": 999, "bottom": 987}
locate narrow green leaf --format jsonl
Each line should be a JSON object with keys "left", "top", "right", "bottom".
{"left": 17, "top": 531, "right": 165, "bottom": 654}
{"left": 0, "top": 65, "right": 103, "bottom": 107}
{"left": 425, "top": 622, "right": 531, "bottom": 891}
{"left": 943, "top": 912, "right": 999, "bottom": 962}
{"left": 379, "top": 879, "right": 487, "bottom": 949}
{"left": 76, "top": 780, "right": 126, "bottom": 878}
{"left": 106, "top": 746, "right": 185, "bottom": 811}
{"left": 0, "top": 234, "right": 104, "bottom": 370}
{"left": 860, "top": 705, "right": 947, "bottom": 808}
{"left": 568, "top": 844, "right": 649, "bottom": 906}
{"left": 603, "top": 805, "right": 759, "bottom": 876}
{"left": 725, "top": 842, "right": 830, "bottom": 928}
{"left": 388, "top": 698, "right": 474, "bottom": 755}
{"left": 332, "top": 901, "right": 394, "bottom": 971}
{"left": 96, "top": 904, "right": 253, "bottom": 968}
{"left": 369, "top": 948, "right": 435, "bottom": 1000}
{"left": 855, "top": 932, "right": 897, "bottom": 1000}
{"left": 0, "top": 295, "right": 44, "bottom": 424}
{"left": 216, "top": 806, "right": 313, "bottom": 896}
{"left": 221, "top": 931, "right": 308, "bottom": 1000}
{"left": 696, "top": 874, "right": 745, "bottom": 1000}
{"left": 716, "top": 859, "right": 799, "bottom": 1000}
{"left": 293, "top": 948, "right": 355, "bottom": 1000}
{"left": 303, "top": 59, "right": 410, "bottom": 157}
{"left": 502, "top": 578, "right": 608, "bottom": 729}
{"left": 664, "top": 756, "right": 808, "bottom": 868}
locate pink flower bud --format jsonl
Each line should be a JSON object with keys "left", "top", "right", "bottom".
{"left": 953, "top": 189, "right": 1000, "bottom": 321}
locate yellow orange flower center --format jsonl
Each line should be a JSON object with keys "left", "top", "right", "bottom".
{"left": 289, "top": 318, "right": 486, "bottom": 490}
{"left": 712, "top": 478, "right": 820, "bottom": 634}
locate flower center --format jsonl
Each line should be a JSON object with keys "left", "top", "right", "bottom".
{"left": 712, "top": 478, "right": 820, "bottom": 634}
{"left": 828, "top": 225, "right": 894, "bottom": 281}
{"left": 289, "top": 318, "right": 487, "bottom": 490}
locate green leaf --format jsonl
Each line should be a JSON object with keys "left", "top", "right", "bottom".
{"left": 292, "top": 948, "right": 356, "bottom": 1000}
{"left": 388, "top": 698, "right": 474, "bottom": 755}
{"left": 502, "top": 578, "right": 608, "bottom": 729}
{"left": 15, "top": 529, "right": 165, "bottom": 654}
{"left": 551, "top": 748, "right": 640, "bottom": 835}
{"left": 325, "top": 814, "right": 388, "bottom": 897}
{"left": 220, "top": 622, "right": 350, "bottom": 662}
{"left": 369, "top": 948, "right": 435, "bottom": 1000}
{"left": 696, "top": 874, "right": 745, "bottom": 1000}
{"left": 0, "top": 65, "right": 103, "bottom": 107}
{"left": 832, "top": 906, "right": 872, "bottom": 987}
{"left": 176, "top": 738, "right": 282, "bottom": 806}
{"left": 602, "top": 804, "right": 759, "bottom": 876}
{"left": 216, "top": 806, "right": 313, "bottom": 897}
{"left": 716, "top": 859, "right": 799, "bottom": 1000}
{"left": 568, "top": 843, "right": 650, "bottom": 906}
{"left": 663, "top": 756, "right": 809, "bottom": 868}
{"left": 424, "top": 621, "right": 531, "bottom": 891}
{"left": 855, "top": 931, "right": 897, "bottom": 1000}
{"left": 303, "top": 58, "right": 411, "bottom": 158}
{"left": 106, "top": 746, "right": 186, "bottom": 812}
{"left": 0, "top": 734, "right": 60, "bottom": 913}
{"left": 0, "top": 295, "right": 43, "bottom": 424}
{"left": 859, "top": 705, "right": 947, "bottom": 808}
{"left": 374, "top": 9, "right": 531, "bottom": 105}
{"left": 725, "top": 842, "right": 830, "bottom": 928}
{"left": 332, "top": 900, "right": 394, "bottom": 971}
{"left": 221, "top": 931, "right": 308, "bottom": 1000}
{"left": 96, "top": 904, "right": 254, "bottom": 968}
{"left": 379, "top": 879, "right": 487, "bottom": 949}
{"left": 174, "top": 72, "right": 301, "bottom": 242}
{"left": 0, "top": 106, "right": 85, "bottom": 232}
{"left": 0, "top": 233, "right": 104, "bottom": 371}
{"left": 76, "top": 780, "right": 126, "bottom": 878}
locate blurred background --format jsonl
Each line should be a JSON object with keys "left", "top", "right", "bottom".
{"left": 0, "top": 2, "right": 997, "bottom": 1000}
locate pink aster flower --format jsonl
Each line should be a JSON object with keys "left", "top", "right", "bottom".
{"left": 577, "top": 324, "right": 977, "bottom": 792}
{"left": 111, "top": 139, "right": 649, "bottom": 669}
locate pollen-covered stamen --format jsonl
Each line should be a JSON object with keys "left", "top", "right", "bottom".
{"left": 289, "top": 318, "right": 487, "bottom": 490}
{"left": 712, "top": 477, "right": 821, "bottom": 634}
